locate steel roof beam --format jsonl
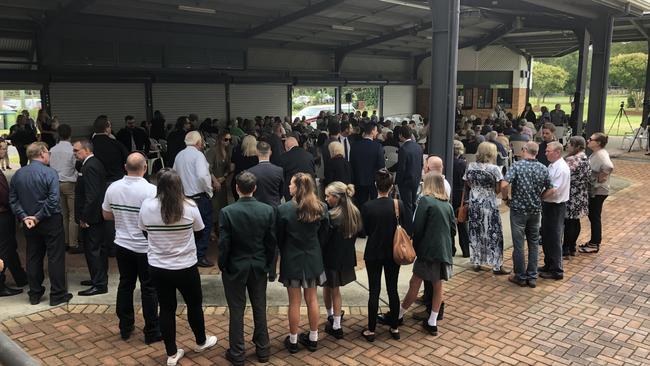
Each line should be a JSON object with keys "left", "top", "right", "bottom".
{"left": 465, "top": 18, "right": 521, "bottom": 50}
{"left": 552, "top": 45, "right": 580, "bottom": 57}
{"left": 0, "top": 50, "right": 31, "bottom": 58}
{"left": 497, "top": 38, "right": 530, "bottom": 58}
{"left": 630, "top": 19, "right": 650, "bottom": 40}
{"left": 519, "top": 0, "right": 601, "bottom": 19}
{"left": 245, "top": 0, "right": 345, "bottom": 38}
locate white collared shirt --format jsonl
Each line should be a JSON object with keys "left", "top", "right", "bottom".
{"left": 338, "top": 135, "right": 350, "bottom": 161}
{"left": 49, "top": 140, "right": 77, "bottom": 182}
{"left": 545, "top": 157, "right": 570, "bottom": 203}
{"left": 173, "top": 146, "right": 213, "bottom": 198}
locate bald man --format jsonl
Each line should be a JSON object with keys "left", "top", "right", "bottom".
{"left": 276, "top": 136, "right": 316, "bottom": 201}
{"left": 102, "top": 152, "right": 161, "bottom": 343}
{"left": 423, "top": 155, "right": 451, "bottom": 197}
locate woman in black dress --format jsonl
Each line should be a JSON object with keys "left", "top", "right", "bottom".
{"left": 37, "top": 109, "right": 56, "bottom": 148}
{"left": 230, "top": 135, "right": 258, "bottom": 199}
{"left": 277, "top": 173, "right": 329, "bottom": 353}
{"left": 322, "top": 181, "right": 362, "bottom": 339}
{"left": 323, "top": 141, "right": 352, "bottom": 187}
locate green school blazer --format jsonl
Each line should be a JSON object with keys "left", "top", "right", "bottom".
{"left": 218, "top": 197, "right": 276, "bottom": 284}
{"left": 276, "top": 200, "right": 329, "bottom": 281}
{"left": 412, "top": 196, "right": 456, "bottom": 265}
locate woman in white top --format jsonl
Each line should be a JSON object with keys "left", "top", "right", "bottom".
{"left": 138, "top": 169, "right": 217, "bottom": 366}
{"left": 580, "top": 132, "right": 614, "bottom": 254}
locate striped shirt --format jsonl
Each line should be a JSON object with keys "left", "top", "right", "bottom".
{"left": 138, "top": 198, "right": 205, "bottom": 270}
{"left": 102, "top": 176, "right": 157, "bottom": 253}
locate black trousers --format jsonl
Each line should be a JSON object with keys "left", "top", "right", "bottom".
{"left": 23, "top": 214, "right": 67, "bottom": 300}
{"left": 355, "top": 184, "right": 377, "bottom": 208}
{"left": 150, "top": 265, "right": 206, "bottom": 356}
{"left": 82, "top": 223, "right": 108, "bottom": 289}
{"left": 366, "top": 259, "right": 400, "bottom": 331}
{"left": 398, "top": 182, "right": 418, "bottom": 216}
{"left": 115, "top": 246, "right": 159, "bottom": 337}
{"left": 563, "top": 218, "right": 581, "bottom": 254}
{"left": 541, "top": 202, "right": 566, "bottom": 276}
{"left": 16, "top": 146, "right": 28, "bottom": 167}
{"left": 588, "top": 195, "right": 607, "bottom": 245}
{"left": 452, "top": 206, "right": 470, "bottom": 257}
{"left": 0, "top": 211, "right": 27, "bottom": 288}
{"left": 222, "top": 271, "right": 269, "bottom": 361}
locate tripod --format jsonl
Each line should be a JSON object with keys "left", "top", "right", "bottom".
{"left": 607, "top": 101, "right": 634, "bottom": 136}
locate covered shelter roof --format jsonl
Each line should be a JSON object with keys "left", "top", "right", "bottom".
{"left": 0, "top": 0, "right": 648, "bottom": 70}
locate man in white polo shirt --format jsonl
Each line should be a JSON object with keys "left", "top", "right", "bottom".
{"left": 173, "top": 131, "right": 214, "bottom": 268}
{"left": 539, "top": 141, "right": 570, "bottom": 280}
{"left": 102, "top": 152, "right": 161, "bottom": 344}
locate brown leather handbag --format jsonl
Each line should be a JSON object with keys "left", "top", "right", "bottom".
{"left": 392, "top": 199, "right": 416, "bottom": 265}
{"left": 457, "top": 185, "right": 468, "bottom": 223}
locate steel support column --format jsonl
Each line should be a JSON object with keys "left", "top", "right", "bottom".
{"left": 586, "top": 15, "right": 614, "bottom": 138}
{"left": 574, "top": 27, "right": 591, "bottom": 136}
{"left": 40, "top": 82, "right": 51, "bottom": 116}
{"left": 428, "top": 0, "right": 460, "bottom": 183}
{"left": 287, "top": 85, "right": 293, "bottom": 121}
{"left": 379, "top": 86, "right": 384, "bottom": 117}
{"left": 335, "top": 86, "right": 342, "bottom": 114}
{"left": 642, "top": 39, "right": 650, "bottom": 128}
{"left": 145, "top": 80, "right": 153, "bottom": 122}
{"left": 525, "top": 55, "right": 532, "bottom": 105}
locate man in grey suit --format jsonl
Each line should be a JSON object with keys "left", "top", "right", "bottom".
{"left": 218, "top": 172, "right": 276, "bottom": 366}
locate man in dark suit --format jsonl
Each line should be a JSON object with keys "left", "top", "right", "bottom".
{"left": 218, "top": 171, "right": 276, "bottom": 366}
{"left": 321, "top": 121, "right": 340, "bottom": 168}
{"left": 92, "top": 115, "right": 129, "bottom": 258}
{"left": 166, "top": 116, "right": 192, "bottom": 166}
{"left": 394, "top": 126, "right": 423, "bottom": 214}
{"left": 116, "top": 115, "right": 151, "bottom": 153}
{"left": 248, "top": 141, "right": 283, "bottom": 281}
{"left": 264, "top": 123, "right": 285, "bottom": 166}
{"left": 276, "top": 136, "right": 315, "bottom": 201}
{"left": 73, "top": 139, "right": 108, "bottom": 296}
{"left": 350, "top": 122, "right": 385, "bottom": 207}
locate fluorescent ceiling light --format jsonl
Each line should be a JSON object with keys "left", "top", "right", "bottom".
{"left": 178, "top": 5, "right": 216, "bottom": 14}
{"left": 332, "top": 24, "right": 355, "bottom": 31}
{"left": 377, "top": 0, "right": 430, "bottom": 10}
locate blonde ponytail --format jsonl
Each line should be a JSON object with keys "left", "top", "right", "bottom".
{"left": 325, "top": 182, "right": 363, "bottom": 238}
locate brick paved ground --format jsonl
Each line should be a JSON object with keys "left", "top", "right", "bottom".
{"left": 2, "top": 157, "right": 650, "bottom": 365}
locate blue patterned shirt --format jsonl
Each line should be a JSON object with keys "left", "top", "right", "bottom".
{"left": 9, "top": 160, "right": 61, "bottom": 221}
{"left": 503, "top": 159, "right": 552, "bottom": 215}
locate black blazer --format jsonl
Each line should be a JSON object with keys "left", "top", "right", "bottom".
{"left": 248, "top": 161, "right": 284, "bottom": 207}
{"left": 264, "top": 133, "right": 285, "bottom": 166}
{"left": 74, "top": 156, "right": 107, "bottom": 225}
{"left": 322, "top": 216, "right": 357, "bottom": 271}
{"left": 361, "top": 197, "right": 411, "bottom": 262}
{"left": 91, "top": 134, "right": 128, "bottom": 182}
{"left": 276, "top": 146, "right": 316, "bottom": 201}
{"left": 323, "top": 156, "right": 352, "bottom": 187}
{"left": 320, "top": 136, "right": 338, "bottom": 169}
{"left": 350, "top": 138, "right": 385, "bottom": 187}
{"left": 452, "top": 156, "right": 467, "bottom": 209}
{"left": 395, "top": 140, "right": 423, "bottom": 188}
{"left": 116, "top": 127, "right": 151, "bottom": 153}
{"left": 166, "top": 129, "right": 188, "bottom": 167}
{"left": 218, "top": 197, "right": 276, "bottom": 283}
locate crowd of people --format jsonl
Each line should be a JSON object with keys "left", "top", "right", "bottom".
{"left": 0, "top": 104, "right": 614, "bottom": 365}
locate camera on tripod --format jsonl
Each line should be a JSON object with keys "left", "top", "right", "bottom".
{"left": 620, "top": 101, "right": 625, "bottom": 108}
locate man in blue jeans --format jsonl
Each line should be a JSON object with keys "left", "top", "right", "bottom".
{"left": 501, "top": 142, "right": 552, "bottom": 288}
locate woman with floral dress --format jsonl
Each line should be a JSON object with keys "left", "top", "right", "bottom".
{"left": 463, "top": 142, "right": 509, "bottom": 275}
{"left": 562, "top": 136, "right": 591, "bottom": 257}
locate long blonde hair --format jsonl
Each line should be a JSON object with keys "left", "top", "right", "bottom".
{"left": 292, "top": 173, "right": 323, "bottom": 223}
{"left": 241, "top": 135, "right": 257, "bottom": 157}
{"left": 421, "top": 172, "right": 449, "bottom": 201}
{"left": 325, "top": 182, "right": 362, "bottom": 238}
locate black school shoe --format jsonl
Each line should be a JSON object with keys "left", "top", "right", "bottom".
{"left": 377, "top": 312, "right": 403, "bottom": 326}
{"left": 327, "top": 310, "right": 345, "bottom": 326}
{"left": 422, "top": 320, "right": 438, "bottom": 336}
{"left": 284, "top": 336, "right": 299, "bottom": 354}
{"left": 298, "top": 332, "right": 317, "bottom": 352}
{"left": 325, "top": 323, "right": 344, "bottom": 339}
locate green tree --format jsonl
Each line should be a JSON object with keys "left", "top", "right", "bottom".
{"left": 609, "top": 53, "right": 647, "bottom": 111}
{"left": 531, "top": 61, "right": 569, "bottom": 106}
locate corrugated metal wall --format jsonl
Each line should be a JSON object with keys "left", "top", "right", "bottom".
{"left": 50, "top": 83, "right": 146, "bottom": 137}
{"left": 383, "top": 85, "right": 415, "bottom": 117}
{"left": 152, "top": 83, "right": 226, "bottom": 122}
{"left": 229, "top": 84, "right": 288, "bottom": 120}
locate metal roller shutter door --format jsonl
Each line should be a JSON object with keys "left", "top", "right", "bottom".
{"left": 152, "top": 83, "right": 226, "bottom": 123}
{"left": 50, "top": 83, "right": 146, "bottom": 137}
{"left": 383, "top": 85, "right": 415, "bottom": 118}
{"left": 230, "top": 84, "right": 287, "bottom": 120}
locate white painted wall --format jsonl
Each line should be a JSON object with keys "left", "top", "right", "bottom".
{"left": 418, "top": 45, "right": 529, "bottom": 88}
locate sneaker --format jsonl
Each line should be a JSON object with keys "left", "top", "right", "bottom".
{"left": 298, "top": 332, "right": 317, "bottom": 352}
{"left": 283, "top": 336, "right": 298, "bottom": 354}
{"left": 194, "top": 335, "right": 217, "bottom": 353}
{"left": 167, "top": 349, "right": 184, "bottom": 366}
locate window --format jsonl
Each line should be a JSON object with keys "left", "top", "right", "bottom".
{"left": 477, "top": 88, "right": 493, "bottom": 109}
{"left": 462, "top": 88, "right": 473, "bottom": 109}
{"left": 496, "top": 89, "right": 513, "bottom": 109}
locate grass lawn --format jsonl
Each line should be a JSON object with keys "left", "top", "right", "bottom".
{"left": 537, "top": 94, "right": 644, "bottom": 136}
